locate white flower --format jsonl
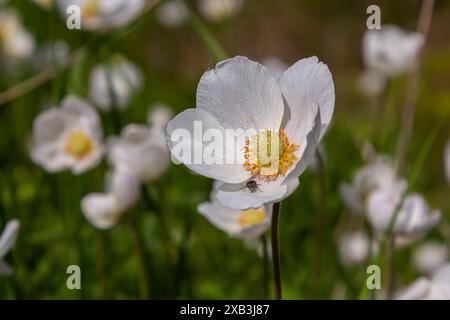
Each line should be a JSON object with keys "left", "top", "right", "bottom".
{"left": 414, "top": 242, "right": 448, "bottom": 275}
{"left": 167, "top": 56, "right": 334, "bottom": 209}
{"left": 147, "top": 103, "right": 173, "bottom": 129}
{"left": 32, "top": 0, "right": 54, "bottom": 9}
{"left": 363, "top": 25, "right": 423, "bottom": 77}
{"left": 81, "top": 167, "right": 140, "bottom": 229}
{"left": 396, "top": 264, "right": 450, "bottom": 300}
{"left": 197, "top": 0, "right": 243, "bottom": 23}
{"left": 89, "top": 55, "right": 143, "bottom": 111}
{"left": 31, "top": 96, "right": 104, "bottom": 174}
{"left": 445, "top": 139, "right": 450, "bottom": 184}
{"left": 0, "top": 9, "right": 35, "bottom": 60}
{"left": 57, "top": 0, "right": 146, "bottom": 31}
{"left": 367, "top": 189, "right": 441, "bottom": 237}
{"left": 0, "top": 219, "right": 20, "bottom": 276}
{"left": 107, "top": 123, "right": 170, "bottom": 183}
{"left": 198, "top": 182, "right": 271, "bottom": 239}
{"left": 340, "top": 156, "right": 404, "bottom": 214}
{"left": 156, "top": 0, "right": 187, "bottom": 28}
{"left": 338, "top": 231, "right": 370, "bottom": 267}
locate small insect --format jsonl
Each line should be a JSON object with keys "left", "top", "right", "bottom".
{"left": 243, "top": 180, "right": 262, "bottom": 193}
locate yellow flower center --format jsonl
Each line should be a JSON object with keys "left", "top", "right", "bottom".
{"left": 82, "top": 0, "right": 100, "bottom": 20}
{"left": 64, "top": 131, "right": 94, "bottom": 160}
{"left": 238, "top": 208, "right": 266, "bottom": 228}
{"left": 244, "top": 129, "right": 299, "bottom": 180}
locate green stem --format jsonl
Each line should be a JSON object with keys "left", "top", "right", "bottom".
{"left": 310, "top": 150, "right": 326, "bottom": 298}
{"left": 181, "top": 0, "right": 228, "bottom": 62}
{"left": 271, "top": 202, "right": 282, "bottom": 300}
{"left": 128, "top": 213, "right": 150, "bottom": 300}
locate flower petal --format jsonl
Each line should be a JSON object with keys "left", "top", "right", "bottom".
{"left": 197, "top": 56, "right": 284, "bottom": 131}
{"left": 81, "top": 193, "right": 121, "bottom": 230}
{"left": 396, "top": 278, "right": 431, "bottom": 300}
{"left": 166, "top": 108, "right": 250, "bottom": 184}
{"left": 0, "top": 219, "right": 20, "bottom": 259}
{"left": 279, "top": 56, "right": 335, "bottom": 140}
{"left": 283, "top": 109, "right": 321, "bottom": 182}
{"left": 215, "top": 179, "right": 288, "bottom": 210}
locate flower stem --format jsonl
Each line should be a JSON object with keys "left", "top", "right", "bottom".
{"left": 181, "top": 0, "right": 228, "bottom": 62}
{"left": 271, "top": 202, "right": 282, "bottom": 300}
{"left": 261, "top": 233, "right": 270, "bottom": 300}
{"left": 128, "top": 213, "right": 150, "bottom": 300}
{"left": 310, "top": 150, "right": 326, "bottom": 298}
{"left": 396, "top": 0, "right": 435, "bottom": 174}
{"left": 141, "top": 184, "right": 175, "bottom": 263}
{"left": 385, "top": 236, "right": 396, "bottom": 299}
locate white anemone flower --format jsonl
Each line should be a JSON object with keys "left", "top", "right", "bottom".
{"left": 198, "top": 183, "right": 271, "bottom": 239}
{"left": 0, "top": 219, "right": 20, "bottom": 276}
{"left": 338, "top": 231, "right": 370, "bottom": 267}
{"left": 57, "top": 0, "right": 146, "bottom": 31}
{"left": 340, "top": 156, "right": 404, "bottom": 214}
{"left": 89, "top": 55, "right": 143, "bottom": 111}
{"left": 197, "top": 0, "right": 243, "bottom": 23}
{"left": 396, "top": 264, "right": 450, "bottom": 300}
{"left": 0, "top": 9, "right": 35, "bottom": 60}
{"left": 31, "top": 96, "right": 104, "bottom": 175}
{"left": 413, "top": 242, "right": 448, "bottom": 275}
{"left": 445, "top": 139, "right": 450, "bottom": 184}
{"left": 81, "top": 167, "right": 140, "bottom": 229}
{"left": 156, "top": 0, "right": 187, "bottom": 28}
{"left": 107, "top": 122, "right": 170, "bottom": 183}
{"left": 167, "top": 56, "right": 334, "bottom": 210}
{"left": 367, "top": 189, "right": 441, "bottom": 237}
{"left": 363, "top": 25, "right": 423, "bottom": 78}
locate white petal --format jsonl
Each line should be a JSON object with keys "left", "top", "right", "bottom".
{"left": 338, "top": 231, "right": 370, "bottom": 267}
{"left": 215, "top": 179, "right": 288, "bottom": 210}
{"left": 0, "top": 219, "right": 20, "bottom": 259}
{"left": 198, "top": 187, "right": 270, "bottom": 239}
{"left": 367, "top": 187, "right": 403, "bottom": 233}
{"left": 166, "top": 108, "right": 250, "bottom": 184}
{"left": 81, "top": 193, "right": 121, "bottom": 230}
{"left": 32, "top": 107, "right": 72, "bottom": 147}
{"left": 69, "top": 142, "right": 104, "bottom": 175}
{"left": 106, "top": 167, "right": 140, "bottom": 210}
{"left": 363, "top": 25, "right": 424, "bottom": 77}
{"left": 414, "top": 242, "right": 448, "bottom": 275}
{"left": 283, "top": 110, "right": 321, "bottom": 182}
{"left": 62, "top": 95, "right": 101, "bottom": 134}
{"left": 397, "top": 194, "right": 441, "bottom": 236}
{"left": 198, "top": 0, "right": 243, "bottom": 22}
{"left": 279, "top": 56, "right": 335, "bottom": 140}
{"left": 432, "top": 264, "right": 450, "bottom": 299}
{"left": 108, "top": 124, "right": 169, "bottom": 182}
{"left": 58, "top": 0, "right": 145, "bottom": 30}
{"left": 396, "top": 278, "right": 431, "bottom": 300}
{"left": 156, "top": 0, "right": 188, "bottom": 28}
{"left": 197, "top": 56, "right": 284, "bottom": 131}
